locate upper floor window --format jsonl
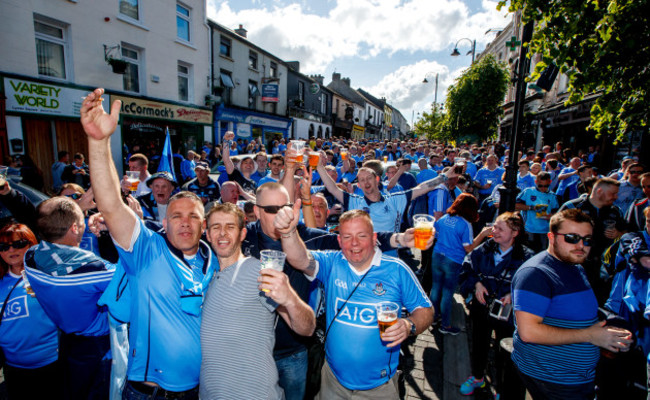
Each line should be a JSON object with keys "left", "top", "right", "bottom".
{"left": 119, "top": 0, "right": 139, "bottom": 21}
{"left": 178, "top": 62, "right": 191, "bottom": 102}
{"left": 248, "top": 80, "right": 259, "bottom": 109}
{"left": 321, "top": 93, "right": 328, "bottom": 114}
{"left": 176, "top": 4, "right": 191, "bottom": 42}
{"left": 220, "top": 36, "right": 231, "bottom": 57}
{"left": 248, "top": 51, "right": 258, "bottom": 70}
{"left": 298, "top": 81, "right": 305, "bottom": 102}
{"left": 121, "top": 45, "right": 141, "bottom": 93}
{"left": 34, "top": 17, "right": 68, "bottom": 80}
{"left": 270, "top": 62, "right": 278, "bottom": 78}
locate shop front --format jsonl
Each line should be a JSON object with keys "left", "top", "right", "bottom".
{"left": 214, "top": 104, "right": 291, "bottom": 150}
{"left": 1, "top": 74, "right": 107, "bottom": 193}
{"left": 113, "top": 95, "right": 213, "bottom": 173}
{"left": 352, "top": 124, "right": 365, "bottom": 140}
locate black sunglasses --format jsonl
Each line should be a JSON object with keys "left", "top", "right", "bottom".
{"left": 537, "top": 184, "right": 550, "bottom": 188}
{"left": 65, "top": 193, "right": 83, "bottom": 200}
{"left": 256, "top": 203, "right": 293, "bottom": 214}
{"left": 0, "top": 239, "right": 32, "bottom": 252}
{"left": 555, "top": 233, "right": 593, "bottom": 247}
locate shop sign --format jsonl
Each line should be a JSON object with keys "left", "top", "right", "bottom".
{"left": 237, "top": 123, "right": 252, "bottom": 138}
{"left": 219, "top": 110, "right": 289, "bottom": 129}
{"left": 4, "top": 77, "right": 107, "bottom": 117}
{"left": 112, "top": 95, "right": 213, "bottom": 124}
{"left": 261, "top": 84, "right": 279, "bottom": 102}
{"left": 309, "top": 83, "right": 320, "bottom": 95}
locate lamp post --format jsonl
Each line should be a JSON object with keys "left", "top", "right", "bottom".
{"left": 451, "top": 38, "right": 476, "bottom": 63}
{"left": 422, "top": 73, "right": 439, "bottom": 105}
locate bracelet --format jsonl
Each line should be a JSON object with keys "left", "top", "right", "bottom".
{"left": 281, "top": 229, "right": 297, "bottom": 239}
{"left": 302, "top": 202, "right": 312, "bottom": 206}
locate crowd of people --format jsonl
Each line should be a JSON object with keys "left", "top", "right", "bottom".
{"left": 0, "top": 87, "right": 649, "bottom": 400}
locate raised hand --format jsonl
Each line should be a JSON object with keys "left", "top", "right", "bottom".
{"left": 80, "top": 88, "right": 121, "bottom": 141}
{"left": 274, "top": 200, "right": 302, "bottom": 235}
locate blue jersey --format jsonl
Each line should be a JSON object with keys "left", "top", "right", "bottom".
{"left": 416, "top": 169, "right": 437, "bottom": 184}
{"left": 516, "top": 173, "right": 536, "bottom": 191}
{"left": 116, "top": 219, "right": 218, "bottom": 391}
{"left": 0, "top": 273, "right": 59, "bottom": 368}
{"left": 428, "top": 184, "right": 453, "bottom": 215}
{"left": 464, "top": 162, "right": 477, "bottom": 180}
{"left": 474, "top": 167, "right": 505, "bottom": 195}
{"left": 516, "top": 188, "right": 559, "bottom": 234}
{"left": 250, "top": 170, "right": 266, "bottom": 184}
{"left": 258, "top": 174, "right": 279, "bottom": 186}
{"left": 311, "top": 250, "right": 431, "bottom": 390}
{"left": 512, "top": 252, "right": 599, "bottom": 384}
{"left": 433, "top": 214, "right": 473, "bottom": 264}
{"left": 555, "top": 167, "right": 578, "bottom": 196}
{"left": 343, "top": 191, "right": 411, "bottom": 233}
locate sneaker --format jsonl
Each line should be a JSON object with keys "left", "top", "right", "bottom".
{"left": 439, "top": 325, "right": 461, "bottom": 335}
{"left": 459, "top": 376, "right": 485, "bottom": 395}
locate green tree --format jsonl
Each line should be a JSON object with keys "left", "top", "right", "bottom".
{"left": 414, "top": 104, "right": 446, "bottom": 141}
{"left": 442, "top": 54, "right": 510, "bottom": 143}
{"left": 500, "top": 0, "right": 650, "bottom": 142}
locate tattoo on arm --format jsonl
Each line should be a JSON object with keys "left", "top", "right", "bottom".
{"left": 423, "top": 175, "right": 444, "bottom": 189}
{"left": 306, "top": 253, "right": 316, "bottom": 272}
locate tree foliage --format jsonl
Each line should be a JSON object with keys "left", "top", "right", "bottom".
{"left": 414, "top": 103, "right": 446, "bottom": 141}
{"left": 500, "top": 0, "right": 650, "bottom": 142}
{"left": 441, "top": 54, "right": 510, "bottom": 143}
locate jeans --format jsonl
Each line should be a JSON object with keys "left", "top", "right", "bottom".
{"left": 3, "top": 360, "right": 63, "bottom": 400}
{"left": 276, "top": 349, "right": 308, "bottom": 400}
{"left": 122, "top": 382, "right": 199, "bottom": 400}
{"left": 517, "top": 370, "right": 594, "bottom": 400}
{"left": 429, "top": 252, "right": 462, "bottom": 327}
{"left": 59, "top": 333, "right": 111, "bottom": 400}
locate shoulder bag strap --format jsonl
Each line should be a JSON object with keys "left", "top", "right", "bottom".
{"left": 322, "top": 269, "right": 371, "bottom": 344}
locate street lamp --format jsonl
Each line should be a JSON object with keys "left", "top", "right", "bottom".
{"left": 451, "top": 38, "right": 476, "bottom": 63}
{"left": 422, "top": 72, "right": 439, "bottom": 105}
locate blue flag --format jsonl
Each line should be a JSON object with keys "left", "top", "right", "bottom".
{"left": 158, "top": 127, "right": 177, "bottom": 181}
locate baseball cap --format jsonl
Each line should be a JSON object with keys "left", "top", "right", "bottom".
{"left": 146, "top": 171, "right": 178, "bottom": 188}
{"left": 194, "top": 161, "right": 210, "bottom": 170}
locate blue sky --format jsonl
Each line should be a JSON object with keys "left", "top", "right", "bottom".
{"left": 207, "top": 0, "right": 510, "bottom": 126}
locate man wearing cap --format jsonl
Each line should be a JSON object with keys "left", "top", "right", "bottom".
{"left": 182, "top": 161, "right": 220, "bottom": 205}
{"left": 137, "top": 171, "right": 177, "bottom": 222}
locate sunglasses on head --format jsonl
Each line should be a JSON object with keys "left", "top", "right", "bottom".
{"left": 555, "top": 233, "right": 593, "bottom": 246}
{"left": 65, "top": 193, "right": 82, "bottom": 200}
{"left": 256, "top": 204, "right": 293, "bottom": 214}
{"left": 0, "top": 239, "right": 31, "bottom": 252}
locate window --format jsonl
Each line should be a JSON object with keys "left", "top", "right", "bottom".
{"left": 335, "top": 99, "right": 340, "bottom": 114}
{"left": 248, "top": 51, "right": 258, "bottom": 70}
{"left": 248, "top": 80, "right": 259, "bottom": 109}
{"left": 34, "top": 17, "right": 68, "bottom": 80}
{"left": 121, "top": 45, "right": 141, "bottom": 93}
{"left": 119, "top": 0, "right": 139, "bottom": 20}
{"left": 298, "top": 81, "right": 305, "bottom": 102}
{"left": 178, "top": 63, "right": 191, "bottom": 101}
{"left": 176, "top": 4, "right": 191, "bottom": 42}
{"left": 220, "top": 36, "right": 231, "bottom": 57}
{"left": 219, "top": 70, "right": 234, "bottom": 103}
{"left": 321, "top": 93, "right": 328, "bottom": 114}
{"left": 270, "top": 62, "right": 278, "bottom": 78}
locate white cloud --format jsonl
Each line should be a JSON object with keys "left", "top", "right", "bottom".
{"left": 207, "top": 0, "right": 509, "bottom": 73}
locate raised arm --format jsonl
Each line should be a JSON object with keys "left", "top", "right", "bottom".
{"left": 315, "top": 153, "right": 344, "bottom": 204}
{"left": 273, "top": 201, "right": 317, "bottom": 277}
{"left": 222, "top": 131, "right": 235, "bottom": 175}
{"left": 81, "top": 88, "right": 137, "bottom": 249}
{"left": 386, "top": 163, "right": 408, "bottom": 191}
{"left": 411, "top": 169, "right": 454, "bottom": 199}
{"left": 299, "top": 169, "right": 317, "bottom": 228}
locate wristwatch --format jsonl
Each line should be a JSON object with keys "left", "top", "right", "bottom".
{"left": 406, "top": 318, "right": 416, "bottom": 336}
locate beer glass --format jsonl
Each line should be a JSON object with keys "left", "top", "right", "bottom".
{"left": 340, "top": 148, "right": 348, "bottom": 161}
{"left": 308, "top": 152, "right": 320, "bottom": 169}
{"left": 289, "top": 140, "right": 306, "bottom": 164}
{"left": 126, "top": 171, "right": 140, "bottom": 195}
{"left": 260, "top": 250, "right": 286, "bottom": 292}
{"left": 376, "top": 301, "right": 399, "bottom": 337}
{"left": 383, "top": 156, "right": 388, "bottom": 163}
{"left": 412, "top": 214, "right": 435, "bottom": 250}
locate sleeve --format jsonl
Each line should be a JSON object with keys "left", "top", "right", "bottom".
{"left": 0, "top": 189, "right": 38, "bottom": 232}
{"left": 459, "top": 250, "right": 480, "bottom": 297}
{"left": 112, "top": 218, "right": 160, "bottom": 276}
{"left": 549, "top": 193, "right": 560, "bottom": 212}
{"left": 311, "top": 251, "right": 338, "bottom": 286}
{"left": 516, "top": 188, "right": 529, "bottom": 203}
{"left": 461, "top": 220, "right": 473, "bottom": 246}
{"left": 512, "top": 267, "right": 552, "bottom": 317}
{"left": 398, "top": 262, "right": 433, "bottom": 311}
{"left": 473, "top": 169, "right": 482, "bottom": 182}
{"left": 376, "top": 232, "right": 395, "bottom": 252}
{"left": 388, "top": 191, "right": 411, "bottom": 214}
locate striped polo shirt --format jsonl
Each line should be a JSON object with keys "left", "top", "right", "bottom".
{"left": 511, "top": 251, "right": 599, "bottom": 385}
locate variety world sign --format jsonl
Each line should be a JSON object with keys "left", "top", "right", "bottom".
{"left": 4, "top": 77, "right": 107, "bottom": 117}
{"left": 112, "top": 95, "right": 213, "bottom": 124}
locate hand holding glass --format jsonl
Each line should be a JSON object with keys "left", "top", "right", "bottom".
{"left": 413, "top": 214, "right": 435, "bottom": 250}
{"left": 376, "top": 302, "right": 399, "bottom": 341}
{"left": 126, "top": 171, "right": 140, "bottom": 194}
{"left": 260, "top": 250, "right": 286, "bottom": 292}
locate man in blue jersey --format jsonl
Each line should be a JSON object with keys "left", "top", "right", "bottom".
{"left": 515, "top": 171, "right": 560, "bottom": 252}
{"left": 81, "top": 88, "right": 218, "bottom": 399}
{"left": 276, "top": 208, "right": 434, "bottom": 398}
{"left": 512, "top": 209, "right": 633, "bottom": 399}
{"left": 473, "top": 154, "right": 505, "bottom": 202}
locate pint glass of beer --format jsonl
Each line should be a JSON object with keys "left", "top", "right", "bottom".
{"left": 289, "top": 140, "right": 306, "bottom": 163}
{"left": 260, "top": 250, "right": 286, "bottom": 292}
{"left": 340, "top": 149, "right": 348, "bottom": 161}
{"left": 126, "top": 171, "right": 140, "bottom": 194}
{"left": 412, "top": 214, "right": 435, "bottom": 250}
{"left": 376, "top": 301, "right": 399, "bottom": 338}
{"left": 308, "top": 152, "right": 320, "bottom": 169}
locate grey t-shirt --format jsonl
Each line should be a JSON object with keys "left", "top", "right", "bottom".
{"left": 200, "top": 257, "right": 284, "bottom": 400}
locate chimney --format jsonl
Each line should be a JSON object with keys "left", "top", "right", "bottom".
{"left": 332, "top": 72, "right": 341, "bottom": 81}
{"left": 234, "top": 24, "right": 247, "bottom": 38}
{"left": 310, "top": 74, "right": 324, "bottom": 85}
{"left": 342, "top": 77, "right": 351, "bottom": 87}
{"left": 286, "top": 61, "right": 300, "bottom": 72}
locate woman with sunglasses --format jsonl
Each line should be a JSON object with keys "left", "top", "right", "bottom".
{"left": 457, "top": 212, "right": 533, "bottom": 398}
{"left": 0, "top": 223, "right": 61, "bottom": 400}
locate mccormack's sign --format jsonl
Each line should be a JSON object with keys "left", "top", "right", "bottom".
{"left": 112, "top": 95, "right": 213, "bottom": 124}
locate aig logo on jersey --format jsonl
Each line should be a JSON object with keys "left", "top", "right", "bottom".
{"left": 2, "top": 295, "right": 30, "bottom": 321}
{"left": 334, "top": 298, "right": 376, "bottom": 328}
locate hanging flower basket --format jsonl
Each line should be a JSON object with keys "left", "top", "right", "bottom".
{"left": 107, "top": 58, "right": 128, "bottom": 74}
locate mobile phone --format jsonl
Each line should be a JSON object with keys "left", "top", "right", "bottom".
{"left": 489, "top": 299, "right": 512, "bottom": 321}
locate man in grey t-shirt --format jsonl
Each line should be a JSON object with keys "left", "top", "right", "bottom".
{"left": 200, "top": 203, "right": 315, "bottom": 400}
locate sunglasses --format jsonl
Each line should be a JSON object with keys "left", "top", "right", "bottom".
{"left": 555, "top": 233, "right": 593, "bottom": 247}
{"left": 256, "top": 203, "right": 293, "bottom": 214}
{"left": 537, "top": 184, "right": 550, "bottom": 188}
{"left": 0, "top": 239, "right": 32, "bottom": 252}
{"left": 65, "top": 193, "right": 83, "bottom": 200}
